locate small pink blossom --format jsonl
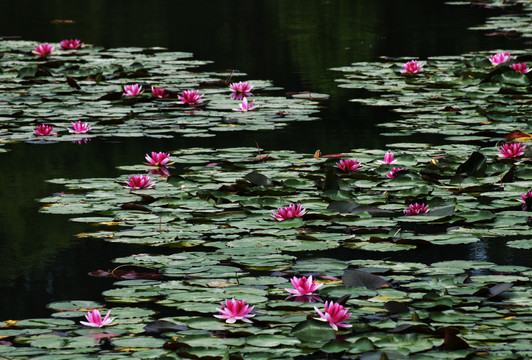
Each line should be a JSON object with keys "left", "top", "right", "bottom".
{"left": 377, "top": 151, "right": 398, "bottom": 165}
{"left": 230, "top": 81, "right": 254, "bottom": 93}
{"left": 271, "top": 203, "right": 307, "bottom": 221}
{"left": 314, "top": 301, "right": 352, "bottom": 331}
{"left": 237, "top": 97, "right": 257, "bottom": 112}
{"left": 386, "top": 167, "right": 406, "bottom": 179}
{"left": 400, "top": 60, "right": 422, "bottom": 74}
{"left": 123, "top": 84, "right": 142, "bottom": 97}
{"left": 214, "top": 298, "right": 255, "bottom": 324}
{"left": 404, "top": 203, "right": 429, "bottom": 216}
{"left": 125, "top": 174, "right": 154, "bottom": 190}
{"left": 80, "top": 310, "right": 114, "bottom": 327}
{"left": 334, "top": 159, "right": 361, "bottom": 172}
{"left": 489, "top": 52, "right": 513, "bottom": 66}
{"left": 33, "top": 124, "right": 56, "bottom": 136}
{"left": 509, "top": 63, "right": 531, "bottom": 74}
{"left": 68, "top": 121, "right": 91, "bottom": 134}
{"left": 285, "top": 275, "right": 323, "bottom": 296}
{"left": 145, "top": 152, "right": 170, "bottom": 166}
{"left": 498, "top": 143, "right": 526, "bottom": 158}
{"left": 60, "top": 39, "right": 83, "bottom": 50}
{"left": 178, "top": 90, "right": 204, "bottom": 105}
{"left": 33, "top": 43, "right": 54, "bottom": 58}
{"left": 519, "top": 191, "right": 532, "bottom": 211}
{"left": 151, "top": 86, "right": 169, "bottom": 98}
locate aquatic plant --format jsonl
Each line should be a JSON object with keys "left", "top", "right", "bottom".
{"left": 400, "top": 60, "right": 422, "bottom": 74}
{"left": 230, "top": 81, "right": 254, "bottom": 93}
{"left": 60, "top": 39, "right": 83, "bottom": 50}
{"left": 33, "top": 124, "right": 56, "bottom": 136}
{"left": 237, "top": 97, "right": 257, "bottom": 112}
{"left": 489, "top": 52, "right": 513, "bottom": 66}
{"left": 151, "top": 86, "right": 169, "bottom": 98}
{"left": 145, "top": 152, "right": 170, "bottom": 166}
{"left": 125, "top": 174, "right": 154, "bottom": 189}
{"left": 313, "top": 301, "right": 352, "bottom": 331}
{"left": 80, "top": 310, "right": 114, "bottom": 327}
{"left": 123, "top": 84, "right": 142, "bottom": 97}
{"left": 386, "top": 167, "right": 406, "bottom": 179}
{"left": 498, "top": 142, "right": 526, "bottom": 158}
{"left": 32, "top": 43, "right": 54, "bottom": 58}
{"left": 214, "top": 298, "right": 255, "bottom": 323}
{"left": 178, "top": 90, "right": 204, "bottom": 105}
{"left": 285, "top": 275, "right": 323, "bottom": 296}
{"left": 68, "top": 121, "right": 91, "bottom": 134}
{"left": 377, "top": 151, "right": 398, "bottom": 165}
{"left": 404, "top": 202, "right": 429, "bottom": 215}
{"left": 334, "top": 159, "right": 361, "bottom": 172}
{"left": 509, "top": 62, "right": 531, "bottom": 74}
{"left": 271, "top": 203, "right": 307, "bottom": 221}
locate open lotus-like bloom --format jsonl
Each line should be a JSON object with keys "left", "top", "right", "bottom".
{"left": 145, "top": 151, "right": 170, "bottom": 166}
{"left": 80, "top": 310, "right": 114, "bottom": 327}
{"left": 285, "top": 275, "right": 323, "bottom": 296}
{"left": 33, "top": 124, "right": 56, "bottom": 136}
{"left": 314, "top": 301, "right": 352, "bottom": 331}
{"left": 519, "top": 191, "right": 532, "bottom": 211}
{"left": 123, "top": 84, "right": 142, "bottom": 97}
{"left": 237, "top": 97, "right": 257, "bottom": 112}
{"left": 498, "top": 142, "right": 526, "bottom": 158}
{"left": 68, "top": 121, "right": 91, "bottom": 134}
{"left": 400, "top": 60, "right": 422, "bottom": 74}
{"left": 214, "top": 298, "right": 255, "bottom": 324}
{"left": 178, "top": 90, "right": 204, "bottom": 105}
{"left": 33, "top": 43, "right": 54, "bottom": 58}
{"left": 509, "top": 62, "right": 531, "bottom": 74}
{"left": 377, "top": 151, "right": 398, "bottom": 165}
{"left": 230, "top": 81, "right": 254, "bottom": 93}
{"left": 404, "top": 202, "right": 429, "bottom": 215}
{"left": 272, "top": 203, "right": 307, "bottom": 221}
{"left": 125, "top": 174, "right": 154, "bottom": 190}
{"left": 60, "top": 39, "right": 83, "bottom": 50}
{"left": 386, "top": 167, "right": 406, "bottom": 179}
{"left": 489, "top": 52, "right": 513, "bottom": 66}
{"left": 151, "top": 86, "right": 169, "bottom": 98}
{"left": 334, "top": 159, "right": 361, "bottom": 172}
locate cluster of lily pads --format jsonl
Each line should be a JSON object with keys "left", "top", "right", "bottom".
{"left": 0, "top": 39, "right": 322, "bottom": 149}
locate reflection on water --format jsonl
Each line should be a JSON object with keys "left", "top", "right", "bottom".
{"left": 0, "top": 0, "right": 528, "bottom": 319}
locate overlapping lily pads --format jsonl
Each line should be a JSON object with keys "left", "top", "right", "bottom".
{"left": 0, "top": 40, "right": 322, "bottom": 145}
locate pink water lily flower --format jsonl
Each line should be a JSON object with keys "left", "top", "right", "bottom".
{"left": 285, "top": 275, "right": 323, "bottom": 296}
{"left": 509, "top": 63, "right": 531, "bottom": 74}
{"left": 33, "top": 124, "right": 56, "bottom": 136}
{"left": 230, "top": 81, "right": 254, "bottom": 93}
{"left": 125, "top": 174, "right": 154, "bottom": 190}
{"left": 400, "top": 60, "right": 422, "bottom": 74}
{"left": 386, "top": 167, "right": 406, "bottom": 179}
{"left": 178, "top": 90, "right": 204, "bottom": 105}
{"left": 237, "top": 97, "right": 257, "bottom": 112}
{"left": 33, "top": 43, "right": 54, "bottom": 58}
{"left": 498, "top": 142, "right": 526, "bottom": 158}
{"left": 519, "top": 191, "right": 532, "bottom": 211}
{"left": 272, "top": 203, "right": 307, "bottom": 221}
{"left": 68, "top": 121, "right": 91, "bottom": 134}
{"left": 145, "top": 151, "right": 170, "bottom": 166}
{"left": 489, "top": 52, "right": 513, "bottom": 66}
{"left": 214, "top": 298, "right": 255, "bottom": 324}
{"left": 123, "top": 84, "right": 142, "bottom": 97}
{"left": 151, "top": 86, "right": 169, "bottom": 98}
{"left": 377, "top": 151, "right": 398, "bottom": 165}
{"left": 80, "top": 310, "right": 114, "bottom": 327}
{"left": 60, "top": 39, "right": 83, "bottom": 50}
{"left": 334, "top": 159, "right": 361, "bottom": 172}
{"left": 314, "top": 301, "right": 352, "bottom": 331}
{"left": 404, "top": 203, "right": 429, "bottom": 216}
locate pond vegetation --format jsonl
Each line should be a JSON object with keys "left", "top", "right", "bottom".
{"left": 0, "top": 0, "right": 531, "bottom": 359}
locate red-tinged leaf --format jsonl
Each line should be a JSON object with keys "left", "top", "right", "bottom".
{"left": 505, "top": 129, "right": 532, "bottom": 141}
{"left": 66, "top": 76, "right": 81, "bottom": 89}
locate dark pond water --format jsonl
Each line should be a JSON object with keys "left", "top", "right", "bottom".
{"left": 0, "top": 0, "right": 528, "bottom": 319}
